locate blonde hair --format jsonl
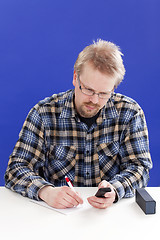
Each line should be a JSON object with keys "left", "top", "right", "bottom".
{"left": 74, "top": 39, "right": 126, "bottom": 88}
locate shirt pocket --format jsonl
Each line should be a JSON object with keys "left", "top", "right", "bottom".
{"left": 97, "top": 141, "right": 120, "bottom": 180}
{"left": 47, "top": 145, "right": 77, "bottom": 185}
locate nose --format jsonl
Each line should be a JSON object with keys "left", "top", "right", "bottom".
{"left": 89, "top": 93, "right": 99, "bottom": 104}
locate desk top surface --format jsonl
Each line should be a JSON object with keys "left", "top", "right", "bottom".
{"left": 0, "top": 187, "right": 160, "bottom": 240}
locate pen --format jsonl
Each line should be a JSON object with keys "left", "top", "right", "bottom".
{"left": 65, "top": 176, "right": 76, "bottom": 193}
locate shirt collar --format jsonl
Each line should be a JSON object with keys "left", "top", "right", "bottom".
{"left": 97, "top": 95, "right": 119, "bottom": 125}
{"left": 59, "top": 90, "right": 77, "bottom": 119}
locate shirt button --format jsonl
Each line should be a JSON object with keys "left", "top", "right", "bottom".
{"left": 86, "top": 172, "right": 90, "bottom": 176}
{"left": 86, "top": 150, "right": 89, "bottom": 155}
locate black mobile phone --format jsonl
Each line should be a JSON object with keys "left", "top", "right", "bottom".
{"left": 95, "top": 187, "right": 111, "bottom": 198}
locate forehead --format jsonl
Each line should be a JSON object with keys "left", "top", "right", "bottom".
{"left": 80, "top": 62, "right": 116, "bottom": 91}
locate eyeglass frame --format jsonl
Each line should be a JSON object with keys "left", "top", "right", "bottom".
{"left": 77, "top": 74, "right": 114, "bottom": 99}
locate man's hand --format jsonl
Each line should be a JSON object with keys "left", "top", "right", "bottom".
{"left": 87, "top": 180, "right": 116, "bottom": 209}
{"left": 38, "top": 185, "right": 83, "bottom": 209}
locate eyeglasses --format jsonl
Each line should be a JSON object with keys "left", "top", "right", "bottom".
{"left": 77, "top": 75, "right": 114, "bottom": 99}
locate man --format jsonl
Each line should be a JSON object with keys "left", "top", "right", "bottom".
{"left": 5, "top": 39, "right": 152, "bottom": 209}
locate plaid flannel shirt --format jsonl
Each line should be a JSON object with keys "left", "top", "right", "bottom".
{"left": 5, "top": 90, "right": 152, "bottom": 200}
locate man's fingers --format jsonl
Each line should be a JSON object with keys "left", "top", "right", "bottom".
{"left": 87, "top": 197, "right": 107, "bottom": 209}
{"left": 66, "top": 187, "right": 83, "bottom": 205}
{"left": 87, "top": 196, "right": 113, "bottom": 209}
{"left": 56, "top": 186, "right": 83, "bottom": 208}
{"left": 64, "top": 193, "right": 80, "bottom": 207}
{"left": 104, "top": 189, "right": 115, "bottom": 198}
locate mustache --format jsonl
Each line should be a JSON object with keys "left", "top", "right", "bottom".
{"left": 84, "top": 102, "right": 100, "bottom": 108}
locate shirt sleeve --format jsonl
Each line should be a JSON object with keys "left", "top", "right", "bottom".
{"left": 5, "top": 107, "right": 54, "bottom": 200}
{"left": 109, "top": 107, "right": 152, "bottom": 200}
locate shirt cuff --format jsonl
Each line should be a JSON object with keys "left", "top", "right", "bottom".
{"left": 27, "top": 179, "right": 54, "bottom": 200}
{"left": 109, "top": 179, "right": 125, "bottom": 201}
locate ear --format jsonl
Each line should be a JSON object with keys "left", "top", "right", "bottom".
{"left": 72, "top": 70, "right": 77, "bottom": 87}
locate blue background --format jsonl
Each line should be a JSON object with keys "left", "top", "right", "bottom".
{"left": 0, "top": 0, "right": 160, "bottom": 186}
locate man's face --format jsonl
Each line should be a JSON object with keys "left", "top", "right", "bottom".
{"left": 73, "top": 62, "right": 116, "bottom": 118}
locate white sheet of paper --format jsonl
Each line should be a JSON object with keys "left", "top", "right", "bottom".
{"left": 30, "top": 199, "right": 90, "bottom": 215}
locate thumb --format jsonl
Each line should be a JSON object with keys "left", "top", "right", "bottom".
{"left": 98, "top": 180, "right": 108, "bottom": 189}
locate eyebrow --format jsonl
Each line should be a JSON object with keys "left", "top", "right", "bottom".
{"left": 82, "top": 82, "right": 95, "bottom": 91}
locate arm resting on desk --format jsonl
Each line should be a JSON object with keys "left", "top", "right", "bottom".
{"left": 109, "top": 110, "right": 152, "bottom": 200}
{"left": 4, "top": 108, "right": 53, "bottom": 200}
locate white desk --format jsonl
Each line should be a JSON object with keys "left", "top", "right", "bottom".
{"left": 0, "top": 187, "right": 159, "bottom": 240}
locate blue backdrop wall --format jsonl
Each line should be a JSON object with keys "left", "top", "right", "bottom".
{"left": 0, "top": 0, "right": 160, "bottom": 186}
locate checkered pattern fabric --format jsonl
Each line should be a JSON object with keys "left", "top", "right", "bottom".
{"left": 5, "top": 90, "right": 152, "bottom": 200}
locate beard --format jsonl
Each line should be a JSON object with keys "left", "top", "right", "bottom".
{"left": 77, "top": 102, "right": 101, "bottom": 118}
